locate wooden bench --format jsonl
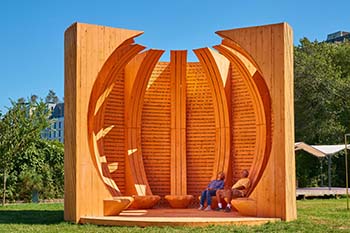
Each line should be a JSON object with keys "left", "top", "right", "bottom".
{"left": 165, "top": 195, "right": 194, "bottom": 208}
{"left": 231, "top": 197, "right": 257, "bottom": 216}
{"left": 128, "top": 195, "right": 161, "bottom": 209}
{"left": 103, "top": 196, "right": 134, "bottom": 216}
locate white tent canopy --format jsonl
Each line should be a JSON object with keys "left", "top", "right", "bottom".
{"left": 294, "top": 141, "right": 350, "bottom": 189}
{"left": 295, "top": 142, "right": 350, "bottom": 157}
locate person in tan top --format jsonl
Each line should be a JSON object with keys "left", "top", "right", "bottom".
{"left": 215, "top": 169, "right": 250, "bottom": 212}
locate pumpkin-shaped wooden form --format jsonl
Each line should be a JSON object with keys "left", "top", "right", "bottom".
{"left": 87, "top": 34, "right": 271, "bottom": 204}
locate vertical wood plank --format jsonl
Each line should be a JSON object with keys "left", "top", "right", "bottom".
{"left": 170, "top": 50, "right": 187, "bottom": 195}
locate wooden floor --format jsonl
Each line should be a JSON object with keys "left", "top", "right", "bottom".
{"left": 297, "top": 187, "right": 348, "bottom": 198}
{"left": 80, "top": 208, "right": 280, "bottom": 227}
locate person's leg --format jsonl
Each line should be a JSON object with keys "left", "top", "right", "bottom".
{"left": 225, "top": 189, "right": 234, "bottom": 212}
{"left": 216, "top": 190, "right": 223, "bottom": 210}
{"left": 199, "top": 189, "right": 207, "bottom": 210}
{"left": 225, "top": 189, "right": 244, "bottom": 212}
{"left": 207, "top": 189, "right": 216, "bottom": 205}
{"left": 204, "top": 190, "right": 216, "bottom": 210}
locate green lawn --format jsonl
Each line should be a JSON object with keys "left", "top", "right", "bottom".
{"left": 0, "top": 199, "right": 349, "bottom": 232}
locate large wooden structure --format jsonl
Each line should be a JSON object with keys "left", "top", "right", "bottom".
{"left": 64, "top": 22, "right": 296, "bottom": 225}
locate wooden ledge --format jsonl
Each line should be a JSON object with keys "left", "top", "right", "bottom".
{"left": 81, "top": 208, "right": 280, "bottom": 227}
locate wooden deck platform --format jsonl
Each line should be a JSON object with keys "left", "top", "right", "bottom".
{"left": 80, "top": 208, "right": 280, "bottom": 227}
{"left": 297, "top": 187, "right": 348, "bottom": 198}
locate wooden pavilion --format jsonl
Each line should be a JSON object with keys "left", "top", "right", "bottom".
{"left": 64, "top": 22, "right": 296, "bottom": 226}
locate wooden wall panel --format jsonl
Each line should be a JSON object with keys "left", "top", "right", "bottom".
{"left": 216, "top": 23, "right": 296, "bottom": 221}
{"left": 194, "top": 48, "right": 231, "bottom": 181}
{"left": 186, "top": 63, "right": 216, "bottom": 198}
{"left": 230, "top": 64, "right": 256, "bottom": 182}
{"left": 102, "top": 72, "right": 125, "bottom": 193}
{"left": 124, "top": 50, "right": 164, "bottom": 196}
{"left": 64, "top": 23, "right": 143, "bottom": 222}
{"left": 141, "top": 62, "right": 171, "bottom": 197}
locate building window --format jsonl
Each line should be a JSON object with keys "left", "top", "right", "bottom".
{"left": 59, "top": 121, "right": 62, "bottom": 129}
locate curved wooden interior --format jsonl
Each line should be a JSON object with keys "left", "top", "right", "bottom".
{"left": 88, "top": 42, "right": 271, "bottom": 200}
{"left": 65, "top": 22, "right": 296, "bottom": 223}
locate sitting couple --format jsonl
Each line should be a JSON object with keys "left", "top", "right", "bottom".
{"left": 198, "top": 169, "right": 250, "bottom": 212}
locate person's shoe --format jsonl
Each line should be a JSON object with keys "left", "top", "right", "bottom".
{"left": 204, "top": 206, "right": 212, "bottom": 211}
{"left": 224, "top": 206, "right": 231, "bottom": 212}
{"left": 198, "top": 205, "right": 204, "bottom": 210}
{"left": 214, "top": 207, "right": 223, "bottom": 211}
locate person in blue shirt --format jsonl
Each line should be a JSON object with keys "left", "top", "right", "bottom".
{"left": 198, "top": 172, "right": 225, "bottom": 211}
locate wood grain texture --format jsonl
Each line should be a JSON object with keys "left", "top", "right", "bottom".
{"left": 170, "top": 51, "right": 187, "bottom": 195}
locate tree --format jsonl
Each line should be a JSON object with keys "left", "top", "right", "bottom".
{"left": 45, "top": 90, "right": 59, "bottom": 104}
{"left": 294, "top": 38, "right": 350, "bottom": 145}
{"left": 294, "top": 39, "right": 350, "bottom": 187}
{"left": 0, "top": 99, "right": 51, "bottom": 205}
{"left": 15, "top": 139, "right": 64, "bottom": 200}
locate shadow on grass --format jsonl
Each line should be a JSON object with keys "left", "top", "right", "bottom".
{"left": 0, "top": 210, "right": 64, "bottom": 224}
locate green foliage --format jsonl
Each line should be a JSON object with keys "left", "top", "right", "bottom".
{"left": 0, "top": 98, "right": 64, "bottom": 204}
{"left": 294, "top": 39, "right": 350, "bottom": 187}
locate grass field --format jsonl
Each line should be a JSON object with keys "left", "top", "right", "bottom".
{"left": 0, "top": 198, "right": 349, "bottom": 232}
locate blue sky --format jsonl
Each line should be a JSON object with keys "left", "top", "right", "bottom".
{"left": 1, "top": 0, "right": 349, "bottom": 113}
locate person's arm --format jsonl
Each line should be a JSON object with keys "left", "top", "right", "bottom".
{"left": 218, "top": 180, "right": 224, "bottom": 190}
{"left": 232, "top": 179, "right": 249, "bottom": 190}
{"left": 210, "top": 180, "right": 224, "bottom": 190}
{"left": 207, "top": 180, "right": 214, "bottom": 190}
{"left": 231, "top": 180, "right": 245, "bottom": 190}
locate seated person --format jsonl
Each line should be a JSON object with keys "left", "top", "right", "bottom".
{"left": 215, "top": 169, "right": 250, "bottom": 212}
{"left": 198, "top": 172, "right": 225, "bottom": 211}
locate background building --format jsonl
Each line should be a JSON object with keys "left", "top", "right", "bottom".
{"left": 326, "top": 31, "right": 350, "bottom": 43}
{"left": 41, "top": 102, "right": 64, "bottom": 143}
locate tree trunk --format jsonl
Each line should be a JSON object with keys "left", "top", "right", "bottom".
{"left": 2, "top": 168, "right": 6, "bottom": 206}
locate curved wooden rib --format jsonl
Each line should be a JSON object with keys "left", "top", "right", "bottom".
{"left": 214, "top": 43, "right": 271, "bottom": 196}
{"left": 193, "top": 48, "right": 231, "bottom": 180}
{"left": 87, "top": 39, "right": 145, "bottom": 196}
{"left": 125, "top": 49, "right": 164, "bottom": 196}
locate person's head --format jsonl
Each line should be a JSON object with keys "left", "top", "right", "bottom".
{"left": 241, "top": 169, "right": 249, "bottom": 178}
{"left": 217, "top": 172, "right": 225, "bottom": 180}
